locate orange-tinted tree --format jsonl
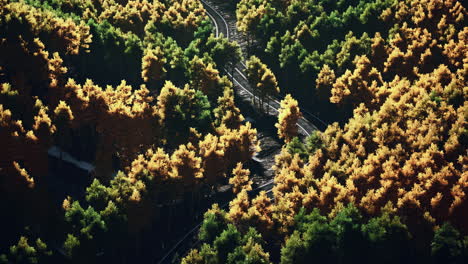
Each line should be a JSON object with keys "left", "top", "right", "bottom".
{"left": 229, "top": 163, "right": 252, "bottom": 194}
{"left": 275, "top": 94, "right": 303, "bottom": 142}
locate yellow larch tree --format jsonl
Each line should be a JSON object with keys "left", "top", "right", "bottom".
{"left": 141, "top": 46, "right": 167, "bottom": 88}
{"left": 275, "top": 94, "right": 303, "bottom": 142}
{"left": 53, "top": 101, "right": 74, "bottom": 153}
{"left": 227, "top": 189, "right": 250, "bottom": 230}
{"left": 199, "top": 133, "right": 226, "bottom": 186}
{"left": 246, "top": 191, "right": 274, "bottom": 236}
{"left": 213, "top": 87, "right": 244, "bottom": 129}
{"left": 170, "top": 143, "right": 204, "bottom": 190}
{"left": 189, "top": 56, "right": 223, "bottom": 102}
{"left": 229, "top": 162, "right": 252, "bottom": 194}
{"left": 316, "top": 64, "right": 336, "bottom": 100}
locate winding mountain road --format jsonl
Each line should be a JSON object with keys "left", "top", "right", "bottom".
{"left": 202, "top": 0, "right": 328, "bottom": 136}
{"left": 156, "top": 2, "right": 328, "bottom": 263}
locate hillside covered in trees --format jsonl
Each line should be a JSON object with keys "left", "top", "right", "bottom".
{"left": 0, "top": 0, "right": 255, "bottom": 262}
{"left": 181, "top": 0, "right": 468, "bottom": 263}
{"left": 0, "top": 0, "right": 467, "bottom": 263}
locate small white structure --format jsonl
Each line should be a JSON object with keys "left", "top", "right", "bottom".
{"left": 48, "top": 146, "right": 95, "bottom": 173}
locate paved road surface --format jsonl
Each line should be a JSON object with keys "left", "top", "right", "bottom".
{"left": 156, "top": 2, "right": 330, "bottom": 262}
{"left": 202, "top": 0, "right": 328, "bottom": 135}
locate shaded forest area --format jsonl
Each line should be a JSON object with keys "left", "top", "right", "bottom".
{"left": 181, "top": 0, "right": 468, "bottom": 264}
{"left": 236, "top": 0, "right": 467, "bottom": 123}
{"left": 0, "top": 0, "right": 467, "bottom": 264}
{"left": 0, "top": 0, "right": 255, "bottom": 263}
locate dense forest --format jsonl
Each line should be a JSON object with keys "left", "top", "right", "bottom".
{"left": 181, "top": 0, "right": 468, "bottom": 263}
{"left": 0, "top": 0, "right": 252, "bottom": 262}
{"left": 0, "top": 0, "right": 467, "bottom": 263}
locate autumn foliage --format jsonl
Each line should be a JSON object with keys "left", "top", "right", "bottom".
{"left": 182, "top": 0, "right": 467, "bottom": 263}
{"left": 2, "top": 0, "right": 467, "bottom": 262}
{"left": 275, "top": 94, "right": 303, "bottom": 142}
{"left": 271, "top": 0, "right": 468, "bottom": 238}
{"left": 232, "top": 0, "right": 468, "bottom": 238}
{"left": 0, "top": 0, "right": 260, "bottom": 262}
